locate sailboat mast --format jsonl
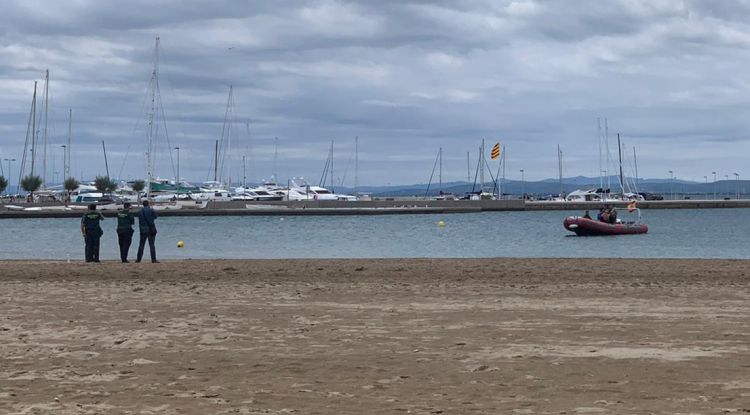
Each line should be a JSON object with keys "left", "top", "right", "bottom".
{"left": 66, "top": 109, "right": 72, "bottom": 181}
{"left": 438, "top": 147, "right": 442, "bottom": 192}
{"left": 42, "top": 69, "right": 49, "bottom": 186}
{"left": 146, "top": 37, "right": 160, "bottom": 200}
{"left": 213, "top": 139, "right": 219, "bottom": 182}
{"left": 480, "top": 139, "right": 485, "bottom": 191}
{"left": 633, "top": 146, "right": 639, "bottom": 189}
{"left": 466, "top": 152, "right": 470, "bottom": 193}
{"left": 597, "top": 117, "right": 602, "bottom": 189}
{"left": 102, "top": 141, "right": 110, "bottom": 179}
{"left": 617, "top": 133, "right": 624, "bottom": 196}
{"left": 30, "top": 81, "right": 37, "bottom": 178}
{"left": 557, "top": 144, "right": 563, "bottom": 197}
{"left": 354, "top": 136, "right": 358, "bottom": 193}
{"left": 604, "top": 118, "right": 610, "bottom": 192}
{"left": 273, "top": 137, "right": 278, "bottom": 182}
{"left": 329, "top": 140, "right": 334, "bottom": 192}
{"left": 501, "top": 146, "right": 506, "bottom": 199}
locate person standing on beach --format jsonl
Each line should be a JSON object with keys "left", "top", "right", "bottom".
{"left": 116, "top": 202, "right": 135, "bottom": 263}
{"left": 136, "top": 200, "right": 159, "bottom": 263}
{"left": 81, "top": 204, "right": 104, "bottom": 263}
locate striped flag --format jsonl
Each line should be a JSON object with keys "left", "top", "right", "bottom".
{"left": 490, "top": 142, "right": 501, "bottom": 160}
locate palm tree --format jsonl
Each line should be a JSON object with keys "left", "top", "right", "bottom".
{"left": 64, "top": 177, "right": 79, "bottom": 203}
{"left": 0, "top": 176, "right": 7, "bottom": 195}
{"left": 94, "top": 176, "right": 116, "bottom": 194}
{"left": 131, "top": 180, "right": 145, "bottom": 204}
{"left": 20, "top": 175, "right": 42, "bottom": 202}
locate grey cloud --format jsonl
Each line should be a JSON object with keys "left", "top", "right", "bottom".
{"left": 0, "top": 0, "right": 749, "bottom": 186}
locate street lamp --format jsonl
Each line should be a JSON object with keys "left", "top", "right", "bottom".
{"left": 174, "top": 147, "right": 180, "bottom": 184}
{"left": 712, "top": 171, "right": 717, "bottom": 200}
{"left": 734, "top": 172, "right": 740, "bottom": 200}
{"left": 668, "top": 170, "right": 674, "bottom": 200}
{"left": 704, "top": 175, "right": 708, "bottom": 200}
{"left": 520, "top": 169, "right": 525, "bottom": 200}
{"left": 3, "top": 158, "right": 16, "bottom": 195}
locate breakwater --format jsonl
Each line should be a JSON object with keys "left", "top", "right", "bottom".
{"left": 1, "top": 198, "right": 750, "bottom": 219}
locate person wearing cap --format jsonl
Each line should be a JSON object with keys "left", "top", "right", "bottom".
{"left": 80, "top": 204, "right": 104, "bottom": 263}
{"left": 116, "top": 202, "right": 135, "bottom": 263}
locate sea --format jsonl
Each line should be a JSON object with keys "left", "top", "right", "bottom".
{"left": 1, "top": 208, "right": 749, "bottom": 260}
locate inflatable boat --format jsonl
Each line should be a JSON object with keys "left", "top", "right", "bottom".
{"left": 564, "top": 207, "right": 648, "bottom": 236}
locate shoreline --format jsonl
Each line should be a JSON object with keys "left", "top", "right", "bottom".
{"left": 2, "top": 198, "right": 750, "bottom": 218}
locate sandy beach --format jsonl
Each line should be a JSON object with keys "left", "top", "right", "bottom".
{"left": 1, "top": 258, "right": 749, "bottom": 414}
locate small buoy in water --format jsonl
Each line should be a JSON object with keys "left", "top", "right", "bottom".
{"left": 280, "top": 217, "right": 285, "bottom": 221}
{"left": 177, "top": 241, "right": 185, "bottom": 248}
{"left": 438, "top": 220, "right": 446, "bottom": 227}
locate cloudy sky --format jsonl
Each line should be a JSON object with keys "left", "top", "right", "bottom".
{"left": 1, "top": 0, "right": 750, "bottom": 186}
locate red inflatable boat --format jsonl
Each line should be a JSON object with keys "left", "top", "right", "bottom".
{"left": 563, "top": 216, "right": 648, "bottom": 236}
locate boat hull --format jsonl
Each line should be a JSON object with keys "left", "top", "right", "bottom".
{"left": 564, "top": 216, "right": 648, "bottom": 236}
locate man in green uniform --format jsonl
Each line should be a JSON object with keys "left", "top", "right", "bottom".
{"left": 116, "top": 202, "right": 135, "bottom": 263}
{"left": 80, "top": 204, "right": 104, "bottom": 263}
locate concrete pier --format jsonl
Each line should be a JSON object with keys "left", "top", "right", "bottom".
{"left": 1, "top": 198, "right": 749, "bottom": 219}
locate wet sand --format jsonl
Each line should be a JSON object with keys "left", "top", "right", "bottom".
{"left": 1, "top": 258, "right": 749, "bottom": 414}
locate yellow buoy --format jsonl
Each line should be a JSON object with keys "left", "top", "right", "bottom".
{"left": 438, "top": 220, "right": 446, "bottom": 227}
{"left": 177, "top": 241, "right": 185, "bottom": 248}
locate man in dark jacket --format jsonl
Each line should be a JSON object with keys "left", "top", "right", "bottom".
{"left": 81, "top": 204, "right": 104, "bottom": 263}
{"left": 116, "top": 202, "right": 135, "bottom": 263}
{"left": 136, "top": 200, "right": 159, "bottom": 263}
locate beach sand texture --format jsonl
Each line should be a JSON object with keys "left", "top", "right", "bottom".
{"left": 1, "top": 258, "right": 749, "bottom": 414}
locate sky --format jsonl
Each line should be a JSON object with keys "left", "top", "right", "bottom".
{"left": 1, "top": 0, "right": 750, "bottom": 186}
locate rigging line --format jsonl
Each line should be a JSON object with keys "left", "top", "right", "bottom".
{"left": 157, "top": 45, "right": 190, "bottom": 157}
{"left": 339, "top": 149, "right": 354, "bottom": 188}
{"left": 471, "top": 147, "right": 480, "bottom": 193}
{"left": 118, "top": 144, "right": 132, "bottom": 181}
{"left": 18, "top": 84, "right": 36, "bottom": 183}
{"left": 156, "top": 77, "right": 177, "bottom": 180}
{"left": 319, "top": 152, "right": 330, "bottom": 187}
{"left": 423, "top": 148, "right": 440, "bottom": 200}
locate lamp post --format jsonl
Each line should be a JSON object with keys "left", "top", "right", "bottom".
{"left": 4, "top": 158, "right": 16, "bottom": 195}
{"left": 520, "top": 169, "right": 525, "bottom": 200}
{"left": 668, "top": 170, "right": 674, "bottom": 200}
{"left": 174, "top": 147, "right": 180, "bottom": 184}
{"left": 734, "top": 172, "right": 740, "bottom": 200}
{"left": 712, "top": 171, "right": 717, "bottom": 200}
{"left": 704, "top": 175, "right": 708, "bottom": 200}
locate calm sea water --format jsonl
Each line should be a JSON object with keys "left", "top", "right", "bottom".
{"left": 1, "top": 209, "right": 749, "bottom": 260}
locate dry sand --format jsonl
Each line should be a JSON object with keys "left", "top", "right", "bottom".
{"left": 1, "top": 258, "right": 749, "bottom": 414}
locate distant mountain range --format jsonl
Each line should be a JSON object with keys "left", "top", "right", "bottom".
{"left": 335, "top": 175, "right": 748, "bottom": 197}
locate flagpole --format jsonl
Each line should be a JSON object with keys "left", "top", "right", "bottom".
{"left": 493, "top": 142, "right": 502, "bottom": 199}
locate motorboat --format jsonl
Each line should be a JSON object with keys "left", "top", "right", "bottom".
{"left": 564, "top": 207, "right": 648, "bottom": 236}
